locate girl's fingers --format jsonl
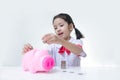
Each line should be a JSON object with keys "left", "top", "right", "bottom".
{"left": 42, "top": 34, "right": 53, "bottom": 43}
{"left": 24, "top": 43, "right": 33, "bottom": 49}
{"left": 27, "top": 43, "right": 33, "bottom": 49}
{"left": 42, "top": 34, "right": 51, "bottom": 40}
{"left": 43, "top": 35, "right": 58, "bottom": 44}
{"left": 42, "top": 33, "right": 60, "bottom": 44}
{"left": 22, "top": 43, "right": 33, "bottom": 54}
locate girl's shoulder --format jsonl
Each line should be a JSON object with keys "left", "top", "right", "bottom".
{"left": 69, "top": 37, "right": 83, "bottom": 45}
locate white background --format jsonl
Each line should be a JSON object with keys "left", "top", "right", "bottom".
{"left": 0, "top": 0, "right": 119, "bottom": 67}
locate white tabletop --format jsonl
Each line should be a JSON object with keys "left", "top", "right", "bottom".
{"left": 0, "top": 66, "right": 120, "bottom": 80}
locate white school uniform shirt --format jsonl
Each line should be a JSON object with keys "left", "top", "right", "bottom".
{"left": 47, "top": 37, "right": 86, "bottom": 67}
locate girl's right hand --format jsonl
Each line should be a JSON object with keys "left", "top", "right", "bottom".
{"left": 22, "top": 43, "right": 33, "bottom": 54}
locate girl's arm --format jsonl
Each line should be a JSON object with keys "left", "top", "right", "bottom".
{"left": 42, "top": 33, "right": 83, "bottom": 55}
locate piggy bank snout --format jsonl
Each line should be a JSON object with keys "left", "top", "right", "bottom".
{"left": 42, "top": 57, "right": 54, "bottom": 70}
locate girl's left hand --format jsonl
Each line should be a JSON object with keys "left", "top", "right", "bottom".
{"left": 42, "top": 33, "right": 61, "bottom": 44}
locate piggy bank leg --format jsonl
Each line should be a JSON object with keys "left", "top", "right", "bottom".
{"left": 29, "top": 67, "right": 37, "bottom": 73}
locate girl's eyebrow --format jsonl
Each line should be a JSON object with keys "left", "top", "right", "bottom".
{"left": 58, "top": 22, "right": 64, "bottom": 25}
{"left": 53, "top": 23, "right": 61, "bottom": 27}
{"left": 53, "top": 21, "right": 64, "bottom": 27}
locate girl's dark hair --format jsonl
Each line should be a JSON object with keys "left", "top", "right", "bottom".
{"left": 53, "top": 13, "right": 84, "bottom": 39}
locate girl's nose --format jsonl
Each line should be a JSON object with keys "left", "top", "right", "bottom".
{"left": 57, "top": 28, "right": 61, "bottom": 32}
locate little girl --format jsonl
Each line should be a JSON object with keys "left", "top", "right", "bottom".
{"left": 23, "top": 13, "right": 86, "bottom": 67}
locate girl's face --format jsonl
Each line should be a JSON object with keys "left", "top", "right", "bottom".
{"left": 53, "top": 18, "right": 73, "bottom": 40}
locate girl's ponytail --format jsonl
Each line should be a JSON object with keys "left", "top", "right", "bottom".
{"left": 74, "top": 28, "right": 84, "bottom": 39}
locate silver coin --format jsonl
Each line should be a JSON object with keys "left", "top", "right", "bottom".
{"left": 78, "top": 73, "right": 83, "bottom": 75}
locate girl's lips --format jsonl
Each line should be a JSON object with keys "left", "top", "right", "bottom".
{"left": 58, "top": 32, "right": 63, "bottom": 35}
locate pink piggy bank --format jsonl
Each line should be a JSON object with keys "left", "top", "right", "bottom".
{"left": 22, "top": 48, "right": 55, "bottom": 73}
